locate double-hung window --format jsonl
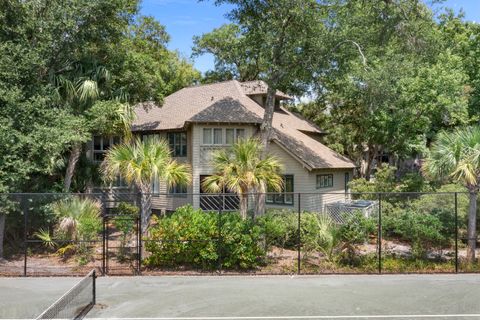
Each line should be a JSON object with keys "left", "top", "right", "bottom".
{"left": 266, "top": 175, "right": 294, "bottom": 205}
{"left": 203, "top": 128, "right": 223, "bottom": 144}
{"left": 167, "top": 132, "right": 187, "bottom": 157}
{"left": 316, "top": 174, "right": 333, "bottom": 189}
{"left": 203, "top": 128, "right": 246, "bottom": 145}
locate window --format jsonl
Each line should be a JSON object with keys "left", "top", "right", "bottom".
{"left": 203, "top": 129, "right": 212, "bottom": 144}
{"left": 345, "top": 172, "right": 350, "bottom": 193}
{"left": 236, "top": 129, "right": 245, "bottom": 141}
{"left": 204, "top": 128, "right": 246, "bottom": 145}
{"left": 93, "top": 136, "right": 119, "bottom": 162}
{"left": 317, "top": 174, "right": 333, "bottom": 189}
{"left": 266, "top": 175, "right": 294, "bottom": 205}
{"left": 214, "top": 128, "right": 223, "bottom": 144}
{"left": 226, "top": 129, "right": 235, "bottom": 144}
{"left": 168, "top": 184, "right": 187, "bottom": 197}
{"left": 167, "top": 132, "right": 187, "bottom": 157}
{"left": 152, "top": 176, "right": 160, "bottom": 194}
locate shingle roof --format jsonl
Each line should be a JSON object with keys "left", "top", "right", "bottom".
{"left": 132, "top": 80, "right": 355, "bottom": 169}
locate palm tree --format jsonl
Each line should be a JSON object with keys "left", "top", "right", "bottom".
{"left": 202, "top": 138, "right": 283, "bottom": 219}
{"left": 53, "top": 62, "right": 132, "bottom": 192}
{"left": 423, "top": 126, "right": 480, "bottom": 262}
{"left": 102, "top": 137, "right": 191, "bottom": 230}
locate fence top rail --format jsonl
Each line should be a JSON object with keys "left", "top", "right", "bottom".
{"left": 0, "top": 191, "right": 470, "bottom": 196}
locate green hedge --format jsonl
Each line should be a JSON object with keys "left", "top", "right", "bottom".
{"left": 144, "top": 205, "right": 265, "bottom": 270}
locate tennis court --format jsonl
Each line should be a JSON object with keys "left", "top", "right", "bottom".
{"left": 1, "top": 273, "right": 480, "bottom": 320}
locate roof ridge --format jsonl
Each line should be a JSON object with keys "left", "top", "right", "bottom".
{"left": 183, "top": 79, "right": 238, "bottom": 90}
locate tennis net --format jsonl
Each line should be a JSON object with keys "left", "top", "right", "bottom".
{"left": 36, "top": 269, "right": 96, "bottom": 320}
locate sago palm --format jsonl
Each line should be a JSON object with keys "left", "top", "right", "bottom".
{"left": 423, "top": 126, "right": 480, "bottom": 262}
{"left": 102, "top": 137, "right": 191, "bottom": 230}
{"left": 202, "top": 138, "right": 283, "bottom": 219}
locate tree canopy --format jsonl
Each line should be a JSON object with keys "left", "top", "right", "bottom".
{"left": 0, "top": 0, "right": 199, "bottom": 193}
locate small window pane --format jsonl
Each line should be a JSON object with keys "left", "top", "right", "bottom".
{"left": 103, "top": 138, "right": 111, "bottom": 150}
{"left": 226, "top": 129, "right": 235, "bottom": 144}
{"left": 93, "top": 136, "right": 102, "bottom": 151}
{"left": 203, "top": 129, "right": 212, "bottom": 144}
{"left": 236, "top": 129, "right": 245, "bottom": 141}
{"left": 214, "top": 128, "right": 223, "bottom": 144}
{"left": 317, "top": 174, "right": 333, "bottom": 189}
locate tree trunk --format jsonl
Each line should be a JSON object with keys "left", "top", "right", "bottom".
{"left": 239, "top": 194, "right": 248, "bottom": 220}
{"left": 254, "top": 183, "right": 266, "bottom": 217}
{"left": 260, "top": 84, "right": 278, "bottom": 154}
{"left": 466, "top": 191, "right": 478, "bottom": 262}
{"left": 64, "top": 143, "right": 82, "bottom": 192}
{"left": 0, "top": 213, "right": 5, "bottom": 259}
{"left": 139, "top": 189, "right": 152, "bottom": 233}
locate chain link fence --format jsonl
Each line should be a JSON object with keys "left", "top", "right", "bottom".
{"left": 0, "top": 192, "right": 477, "bottom": 276}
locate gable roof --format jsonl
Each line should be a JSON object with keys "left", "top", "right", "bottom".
{"left": 133, "top": 80, "right": 355, "bottom": 169}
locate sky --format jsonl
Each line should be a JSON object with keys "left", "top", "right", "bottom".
{"left": 140, "top": 0, "right": 480, "bottom": 74}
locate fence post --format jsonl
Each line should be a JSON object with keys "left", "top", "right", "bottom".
{"left": 378, "top": 193, "right": 382, "bottom": 275}
{"left": 102, "top": 216, "right": 106, "bottom": 275}
{"left": 137, "top": 215, "right": 142, "bottom": 276}
{"left": 22, "top": 196, "right": 28, "bottom": 277}
{"left": 297, "top": 193, "right": 301, "bottom": 275}
{"left": 455, "top": 192, "right": 458, "bottom": 274}
{"left": 217, "top": 194, "right": 223, "bottom": 274}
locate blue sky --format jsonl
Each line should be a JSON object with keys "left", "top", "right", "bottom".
{"left": 140, "top": 0, "right": 480, "bottom": 74}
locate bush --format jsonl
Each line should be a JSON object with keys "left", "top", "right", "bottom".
{"left": 384, "top": 209, "right": 446, "bottom": 258}
{"left": 144, "top": 205, "right": 264, "bottom": 270}
{"left": 337, "top": 212, "right": 376, "bottom": 265}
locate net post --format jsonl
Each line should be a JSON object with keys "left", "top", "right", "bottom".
{"left": 455, "top": 192, "right": 459, "bottom": 274}
{"left": 378, "top": 193, "right": 382, "bottom": 275}
{"left": 297, "top": 193, "right": 301, "bottom": 275}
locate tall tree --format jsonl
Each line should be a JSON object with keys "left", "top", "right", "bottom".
{"left": 204, "top": 0, "right": 327, "bottom": 150}
{"left": 305, "top": 0, "right": 470, "bottom": 179}
{"left": 423, "top": 126, "right": 480, "bottom": 262}
{"left": 192, "top": 24, "right": 263, "bottom": 82}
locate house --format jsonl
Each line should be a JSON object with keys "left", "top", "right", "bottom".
{"left": 88, "top": 80, "right": 356, "bottom": 213}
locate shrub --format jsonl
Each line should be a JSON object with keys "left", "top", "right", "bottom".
{"left": 385, "top": 209, "right": 446, "bottom": 258}
{"left": 41, "top": 197, "right": 102, "bottom": 265}
{"left": 144, "top": 205, "right": 264, "bottom": 270}
{"left": 337, "top": 212, "right": 376, "bottom": 265}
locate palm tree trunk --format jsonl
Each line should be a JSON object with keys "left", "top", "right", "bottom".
{"left": 64, "top": 143, "right": 82, "bottom": 192}
{"left": 466, "top": 190, "right": 478, "bottom": 262}
{"left": 139, "top": 188, "right": 152, "bottom": 233}
{"left": 0, "top": 213, "right": 5, "bottom": 259}
{"left": 254, "top": 183, "right": 266, "bottom": 217}
{"left": 239, "top": 194, "right": 248, "bottom": 220}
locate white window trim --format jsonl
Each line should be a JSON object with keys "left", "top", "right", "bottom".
{"left": 202, "top": 128, "right": 246, "bottom": 146}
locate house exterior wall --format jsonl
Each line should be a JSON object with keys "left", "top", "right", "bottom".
{"left": 267, "top": 142, "right": 353, "bottom": 212}
{"left": 191, "top": 123, "right": 257, "bottom": 208}
{"left": 86, "top": 124, "right": 354, "bottom": 213}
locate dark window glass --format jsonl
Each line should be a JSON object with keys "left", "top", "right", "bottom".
{"left": 266, "top": 175, "right": 294, "bottom": 205}
{"left": 316, "top": 174, "right": 333, "bottom": 189}
{"left": 167, "top": 132, "right": 187, "bottom": 157}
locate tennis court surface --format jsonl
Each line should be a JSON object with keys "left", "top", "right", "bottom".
{"left": 1, "top": 274, "right": 480, "bottom": 320}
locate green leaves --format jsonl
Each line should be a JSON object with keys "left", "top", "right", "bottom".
{"left": 424, "top": 126, "right": 480, "bottom": 188}
{"left": 101, "top": 137, "right": 192, "bottom": 192}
